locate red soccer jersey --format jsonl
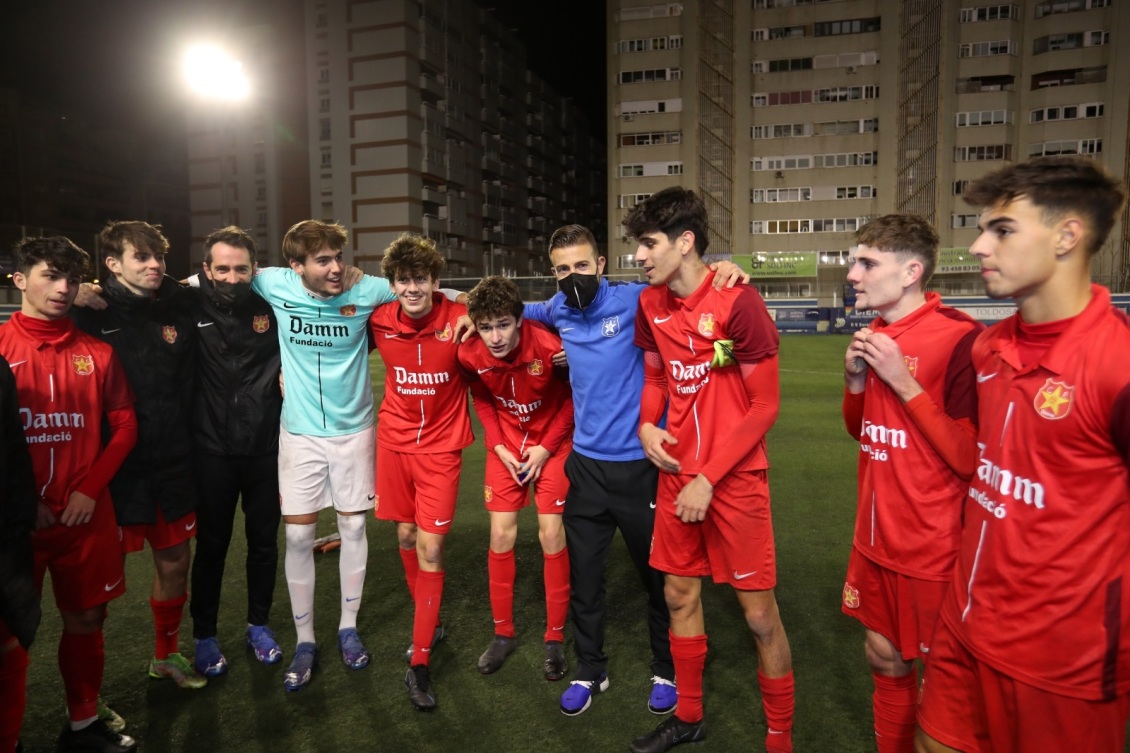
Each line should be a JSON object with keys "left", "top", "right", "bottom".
{"left": 939, "top": 285, "right": 1130, "bottom": 701}
{"left": 634, "top": 273, "right": 778, "bottom": 475}
{"left": 844, "top": 293, "right": 982, "bottom": 580}
{"left": 0, "top": 314, "right": 134, "bottom": 515}
{"left": 457, "top": 321, "right": 573, "bottom": 454}
{"left": 369, "top": 295, "right": 473, "bottom": 453}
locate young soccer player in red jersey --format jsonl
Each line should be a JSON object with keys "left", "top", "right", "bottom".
{"left": 625, "top": 187, "right": 795, "bottom": 753}
{"left": 457, "top": 276, "right": 574, "bottom": 683}
{"left": 915, "top": 158, "right": 1130, "bottom": 753}
{"left": 368, "top": 234, "right": 473, "bottom": 710}
{"left": 840, "top": 215, "right": 983, "bottom": 753}
{"left": 0, "top": 237, "right": 138, "bottom": 753}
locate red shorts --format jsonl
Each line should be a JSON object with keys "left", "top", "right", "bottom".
{"left": 649, "top": 469, "right": 776, "bottom": 590}
{"left": 841, "top": 547, "right": 947, "bottom": 662}
{"left": 375, "top": 446, "right": 462, "bottom": 535}
{"left": 34, "top": 495, "right": 125, "bottom": 611}
{"left": 482, "top": 449, "right": 569, "bottom": 514}
{"left": 918, "top": 618, "right": 1130, "bottom": 753}
{"left": 120, "top": 507, "right": 196, "bottom": 554}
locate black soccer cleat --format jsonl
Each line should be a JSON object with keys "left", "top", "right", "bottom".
{"left": 629, "top": 715, "right": 706, "bottom": 753}
{"left": 405, "top": 664, "right": 437, "bottom": 711}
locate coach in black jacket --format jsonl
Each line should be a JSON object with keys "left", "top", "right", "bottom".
{"left": 186, "top": 227, "right": 284, "bottom": 675}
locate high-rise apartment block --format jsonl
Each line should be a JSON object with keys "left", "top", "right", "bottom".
{"left": 608, "top": 0, "right": 1129, "bottom": 299}
{"left": 304, "top": 0, "right": 605, "bottom": 277}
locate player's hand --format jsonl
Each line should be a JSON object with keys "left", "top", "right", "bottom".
{"left": 639, "top": 423, "right": 680, "bottom": 473}
{"left": 551, "top": 350, "right": 567, "bottom": 367}
{"left": 857, "top": 331, "right": 923, "bottom": 402}
{"left": 674, "top": 474, "right": 714, "bottom": 523}
{"left": 844, "top": 327, "right": 870, "bottom": 392}
{"left": 494, "top": 445, "right": 524, "bottom": 484}
{"left": 36, "top": 502, "right": 56, "bottom": 530}
{"left": 455, "top": 315, "right": 475, "bottom": 343}
{"left": 74, "top": 282, "right": 107, "bottom": 310}
{"left": 518, "top": 445, "right": 551, "bottom": 486}
{"left": 342, "top": 265, "right": 363, "bottom": 291}
{"left": 708, "top": 260, "right": 750, "bottom": 288}
{"left": 59, "top": 491, "right": 96, "bottom": 527}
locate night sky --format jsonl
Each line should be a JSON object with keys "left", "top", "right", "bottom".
{"left": 1, "top": 0, "right": 606, "bottom": 136}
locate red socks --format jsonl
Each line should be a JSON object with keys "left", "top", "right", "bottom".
{"left": 487, "top": 549, "right": 516, "bottom": 638}
{"left": 411, "top": 570, "right": 445, "bottom": 667}
{"left": 542, "top": 549, "right": 570, "bottom": 643}
{"left": 0, "top": 644, "right": 29, "bottom": 749}
{"left": 59, "top": 631, "right": 103, "bottom": 723}
{"left": 759, "top": 669, "right": 796, "bottom": 753}
{"left": 151, "top": 593, "right": 187, "bottom": 660}
{"left": 399, "top": 547, "right": 419, "bottom": 601}
{"left": 872, "top": 670, "right": 918, "bottom": 753}
{"left": 669, "top": 631, "right": 708, "bottom": 724}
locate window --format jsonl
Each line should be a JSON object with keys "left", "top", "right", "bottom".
{"left": 319, "top": 119, "right": 331, "bottom": 140}
{"left": 617, "top": 3, "right": 683, "bottom": 21}
{"left": 618, "top": 193, "right": 652, "bottom": 208}
{"left": 959, "top": 40, "right": 1016, "bottom": 57}
{"left": 813, "top": 151, "right": 877, "bottom": 167}
{"left": 619, "top": 164, "right": 644, "bottom": 177}
{"left": 751, "top": 123, "right": 813, "bottom": 138}
{"left": 755, "top": 57, "right": 814, "bottom": 73}
{"left": 836, "top": 185, "right": 875, "bottom": 199}
{"left": 751, "top": 219, "right": 812, "bottom": 234}
{"left": 960, "top": 5, "right": 1019, "bottom": 22}
{"left": 620, "top": 68, "right": 682, "bottom": 84}
{"left": 767, "top": 25, "right": 806, "bottom": 40}
{"left": 1028, "top": 139, "right": 1102, "bottom": 157}
{"left": 318, "top": 67, "right": 329, "bottom": 84}
{"left": 1031, "top": 66, "right": 1107, "bottom": 89}
{"left": 621, "top": 131, "right": 682, "bottom": 146}
{"left": 952, "top": 180, "right": 970, "bottom": 196}
{"left": 320, "top": 149, "right": 332, "bottom": 168}
{"left": 1030, "top": 103, "right": 1103, "bottom": 122}
{"left": 751, "top": 155, "right": 814, "bottom": 171}
{"left": 813, "top": 17, "right": 881, "bottom": 36}
{"left": 812, "top": 86, "right": 880, "bottom": 103}
{"left": 1034, "top": 0, "right": 1109, "bottom": 18}
{"left": 319, "top": 98, "right": 330, "bottom": 113}
{"left": 954, "top": 145, "right": 1012, "bottom": 161}
{"left": 955, "top": 110, "right": 1013, "bottom": 127}
{"left": 952, "top": 214, "right": 979, "bottom": 228}
{"left": 815, "top": 118, "right": 878, "bottom": 135}
{"left": 956, "top": 75, "right": 1015, "bottom": 93}
{"left": 619, "top": 37, "right": 683, "bottom": 53}
{"left": 751, "top": 187, "right": 812, "bottom": 203}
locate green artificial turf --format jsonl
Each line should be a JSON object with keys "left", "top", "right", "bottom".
{"left": 16, "top": 336, "right": 897, "bottom": 751}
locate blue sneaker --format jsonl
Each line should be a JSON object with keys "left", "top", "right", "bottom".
{"left": 337, "top": 628, "right": 371, "bottom": 670}
{"left": 246, "top": 625, "right": 283, "bottom": 665}
{"left": 560, "top": 672, "right": 609, "bottom": 716}
{"left": 193, "top": 637, "right": 228, "bottom": 677}
{"left": 648, "top": 676, "right": 677, "bottom": 714}
{"left": 283, "top": 642, "right": 318, "bottom": 692}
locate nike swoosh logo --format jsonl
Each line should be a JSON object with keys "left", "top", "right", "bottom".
{"left": 383, "top": 333, "right": 399, "bottom": 338}
{"left": 367, "top": 494, "right": 376, "bottom": 501}
{"left": 8, "top": 360, "right": 26, "bottom": 368}
{"left": 733, "top": 570, "right": 758, "bottom": 580}
{"left": 477, "top": 367, "right": 494, "bottom": 374}
{"left": 104, "top": 578, "right": 123, "bottom": 591}
{"left": 493, "top": 618, "right": 505, "bottom": 624}
{"left": 550, "top": 626, "right": 564, "bottom": 632}
{"left": 554, "top": 499, "right": 566, "bottom": 507}
{"left": 559, "top": 327, "right": 575, "bottom": 332}
{"left": 653, "top": 315, "right": 672, "bottom": 324}
{"left": 294, "top": 612, "right": 310, "bottom": 620}
{"left": 435, "top": 518, "right": 452, "bottom": 526}
{"left": 283, "top": 302, "right": 298, "bottom": 309}
{"left": 345, "top": 596, "right": 360, "bottom": 602}
{"left": 101, "top": 328, "right": 121, "bottom": 335}
{"left": 649, "top": 501, "right": 657, "bottom": 509}
{"left": 976, "top": 371, "right": 998, "bottom": 383}
{"left": 919, "top": 642, "right": 930, "bottom": 654}
{"left": 196, "top": 321, "right": 214, "bottom": 328}
{"left": 186, "top": 521, "right": 197, "bottom": 531}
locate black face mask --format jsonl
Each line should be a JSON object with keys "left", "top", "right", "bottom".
{"left": 558, "top": 273, "right": 600, "bottom": 310}
{"left": 211, "top": 279, "right": 252, "bottom": 308}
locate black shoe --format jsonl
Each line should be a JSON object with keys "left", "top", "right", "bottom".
{"left": 476, "top": 635, "right": 516, "bottom": 674}
{"left": 56, "top": 719, "right": 138, "bottom": 753}
{"left": 543, "top": 640, "right": 567, "bottom": 681}
{"left": 405, "top": 664, "right": 437, "bottom": 711}
{"left": 629, "top": 716, "right": 706, "bottom": 753}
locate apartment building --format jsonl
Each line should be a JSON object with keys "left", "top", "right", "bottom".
{"left": 608, "top": 0, "right": 1130, "bottom": 299}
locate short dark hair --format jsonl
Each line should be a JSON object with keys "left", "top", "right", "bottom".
{"left": 466, "top": 276, "right": 523, "bottom": 324}
{"left": 13, "top": 236, "right": 91, "bottom": 279}
{"left": 380, "top": 233, "right": 445, "bottom": 282}
{"left": 962, "top": 156, "right": 1127, "bottom": 256}
{"left": 98, "top": 221, "right": 170, "bottom": 261}
{"left": 282, "top": 220, "right": 347, "bottom": 263}
{"left": 548, "top": 224, "right": 599, "bottom": 256}
{"left": 855, "top": 214, "right": 940, "bottom": 287}
{"left": 621, "top": 187, "right": 710, "bottom": 256}
{"left": 203, "top": 226, "right": 257, "bottom": 266}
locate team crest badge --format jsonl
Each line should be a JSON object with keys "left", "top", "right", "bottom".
{"left": 435, "top": 323, "right": 453, "bottom": 342}
{"left": 162, "top": 326, "right": 178, "bottom": 344}
{"left": 71, "top": 355, "right": 94, "bottom": 376}
{"left": 483, "top": 486, "right": 493, "bottom": 504}
{"left": 528, "top": 359, "right": 544, "bottom": 376}
{"left": 1034, "top": 378, "right": 1074, "bottom": 420}
{"left": 601, "top": 316, "right": 620, "bottom": 337}
{"left": 698, "top": 312, "right": 715, "bottom": 337}
{"left": 903, "top": 356, "right": 918, "bottom": 378}
{"left": 253, "top": 315, "right": 270, "bottom": 333}
{"left": 842, "top": 583, "right": 860, "bottom": 610}
{"left": 340, "top": 304, "right": 356, "bottom": 317}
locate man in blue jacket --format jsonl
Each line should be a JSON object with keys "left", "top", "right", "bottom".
{"left": 522, "top": 224, "right": 746, "bottom": 716}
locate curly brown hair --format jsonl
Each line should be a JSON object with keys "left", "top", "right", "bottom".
{"left": 13, "top": 236, "right": 91, "bottom": 279}
{"left": 466, "top": 276, "right": 523, "bottom": 324}
{"left": 380, "top": 233, "right": 445, "bottom": 282}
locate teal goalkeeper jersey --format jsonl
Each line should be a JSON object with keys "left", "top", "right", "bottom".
{"left": 252, "top": 267, "right": 395, "bottom": 437}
